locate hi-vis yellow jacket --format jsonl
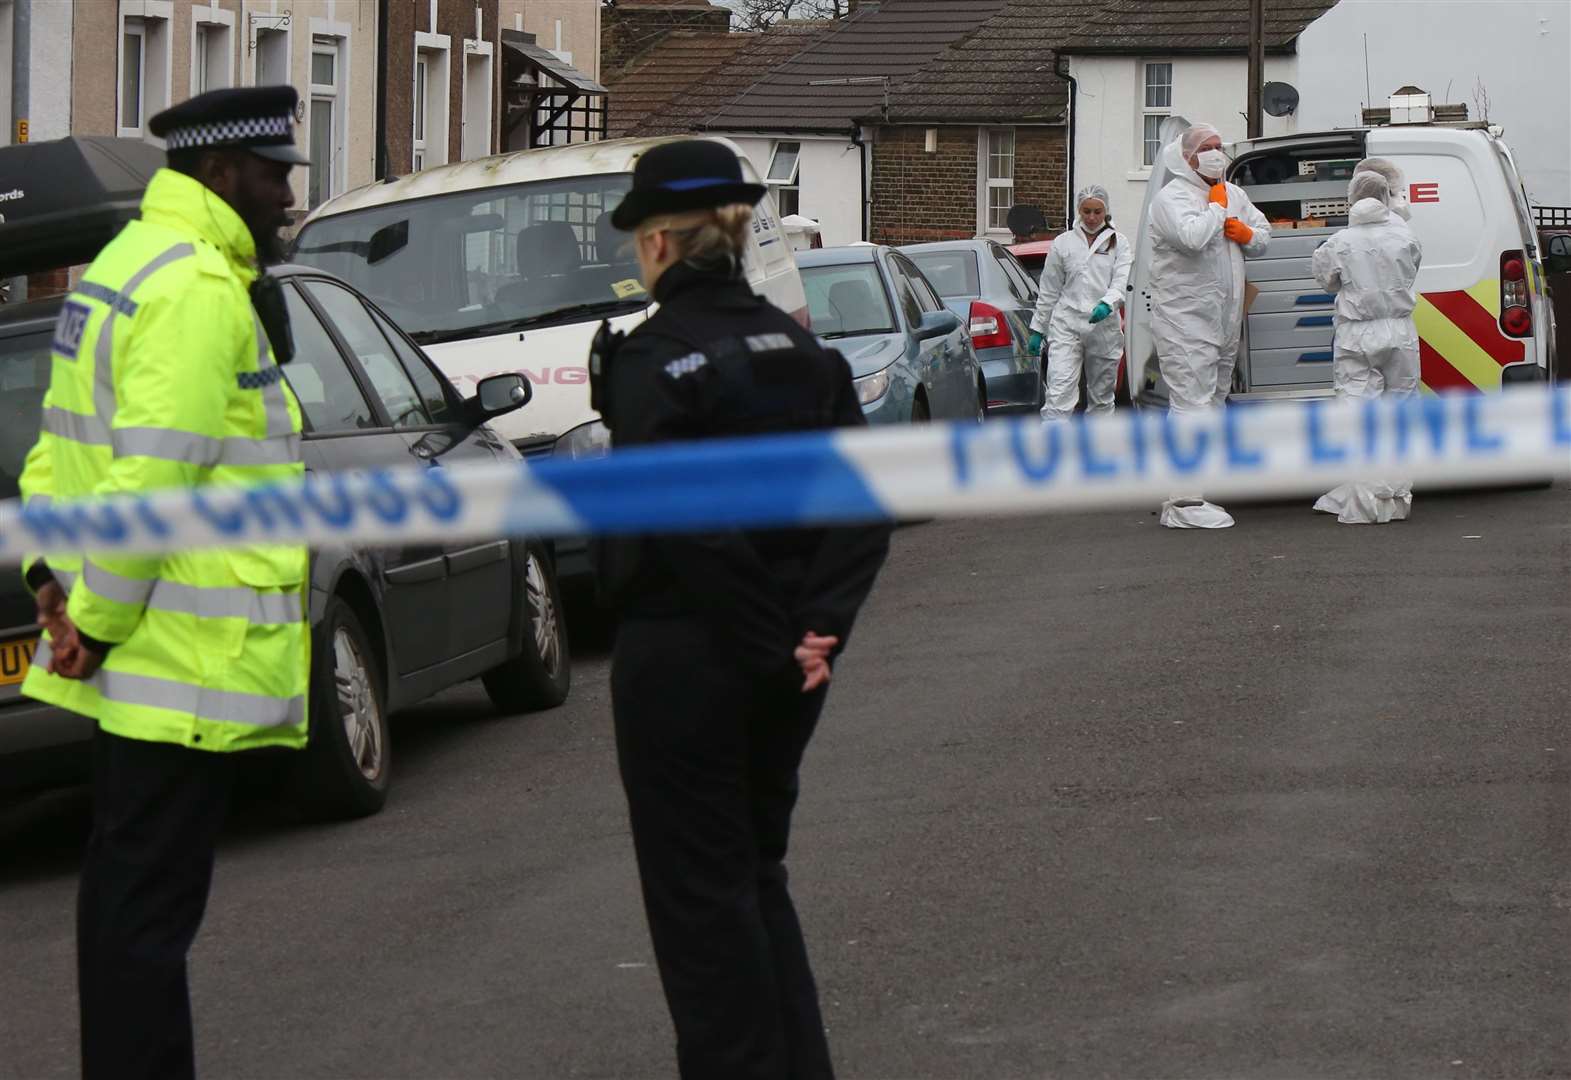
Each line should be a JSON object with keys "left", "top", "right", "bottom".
{"left": 18, "top": 168, "right": 309, "bottom": 752}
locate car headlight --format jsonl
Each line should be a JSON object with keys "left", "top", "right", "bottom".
{"left": 553, "top": 419, "right": 612, "bottom": 459}
{"left": 853, "top": 368, "right": 892, "bottom": 406}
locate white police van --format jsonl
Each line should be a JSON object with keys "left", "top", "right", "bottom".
{"left": 1126, "top": 102, "right": 1556, "bottom": 404}
{"left": 293, "top": 136, "right": 805, "bottom": 456}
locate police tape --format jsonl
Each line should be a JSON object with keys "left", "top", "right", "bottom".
{"left": 1, "top": 385, "right": 1567, "bottom": 565}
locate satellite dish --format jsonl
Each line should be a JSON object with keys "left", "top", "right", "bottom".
{"left": 1263, "top": 82, "right": 1300, "bottom": 117}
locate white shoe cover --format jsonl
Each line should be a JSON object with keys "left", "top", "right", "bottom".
{"left": 1160, "top": 497, "right": 1235, "bottom": 529}
{"left": 1313, "top": 482, "right": 1412, "bottom": 525}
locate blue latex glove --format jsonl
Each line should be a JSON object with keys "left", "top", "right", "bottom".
{"left": 1089, "top": 302, "right": 1113, "bottom": 324}
{"left": 1027, "top": 331, "right": 1044, "bottom": 355}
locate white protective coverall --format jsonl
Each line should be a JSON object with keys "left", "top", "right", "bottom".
{"left": 1310, "top": 172, "right": 1424, "bottom": 524}
{"left": 1146, "top": 125, "right": 1271, "bottom": 527}
{"left": 1030, "top": 185, "right": 1134, "bottom": 422}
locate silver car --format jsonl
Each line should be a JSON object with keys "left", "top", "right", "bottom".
{"left": 902, "top": 239, "right": 1045, "bottom": 415}
{"left": 797, "top": 245, "right": 985, "bottom": 425}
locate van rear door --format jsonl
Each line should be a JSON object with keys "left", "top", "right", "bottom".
{"left": 1227, "top": 131, "right": 1368, "bottom": 393}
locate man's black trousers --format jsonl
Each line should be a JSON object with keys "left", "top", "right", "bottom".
{"left": 612, "top": 615, "right": 835, "bottom": 1080}
{"left": 77, "top": 729, "right": 237, "bottom": 1080}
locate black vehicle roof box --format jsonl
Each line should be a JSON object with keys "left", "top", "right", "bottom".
{"left": 0, "top": 136, "right": 164, "bottom": 277}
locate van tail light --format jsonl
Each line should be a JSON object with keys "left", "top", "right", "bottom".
{"left": 969, "top": 300, "right": 1012, "bottom": 350}
{"left": 1500, "top": 250, "right": 1533, "bottom": 338}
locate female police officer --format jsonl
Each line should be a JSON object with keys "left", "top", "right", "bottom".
{"left": 593, "top": 139, "right": 890, "bottom": 1079}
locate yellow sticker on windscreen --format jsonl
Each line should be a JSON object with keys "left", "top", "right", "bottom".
{"left": 611, "top": 279, "right": 647, "bottom": 299}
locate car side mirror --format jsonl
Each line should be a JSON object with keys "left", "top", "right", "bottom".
{"left": 915, "top": 310, "right": 961, "bottom": 341}
{"left": 471, "top": 373, "right": 533, "bottom": 420}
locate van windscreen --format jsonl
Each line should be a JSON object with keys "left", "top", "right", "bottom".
{"left": 292, "top": 173, "right": 648, "bottom": 344}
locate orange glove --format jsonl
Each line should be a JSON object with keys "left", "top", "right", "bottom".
{"left": 1223, "top": 218, "right": 1254, "bottom": 245}
{"left": 1208, "top": 183, "right": 1229, "bottom": 208}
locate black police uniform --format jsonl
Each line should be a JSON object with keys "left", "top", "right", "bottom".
{"left": 596, "top": 255, "right": 890, "bottom": 1080}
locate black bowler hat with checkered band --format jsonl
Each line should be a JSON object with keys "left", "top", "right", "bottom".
{"left": 149, "top": 86, "right": 311, "bottom": 166}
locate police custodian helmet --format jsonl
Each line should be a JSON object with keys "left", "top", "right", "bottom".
{"left": 149, "top": 85, "right": 312, "bottom": 166}
{"left": 610, "top": 139, "right": 766, "bottom": 231}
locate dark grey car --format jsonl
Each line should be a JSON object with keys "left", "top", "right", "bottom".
{"left": 0, "top": 268, "right": 570, "bottom": 819}
{"left": 901, "top": 239, "right": 1045, "bottom": 415}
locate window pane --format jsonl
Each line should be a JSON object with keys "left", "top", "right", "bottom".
{"left": 414, "top": 59, "right": 427, "bottom": 142}
{"left": 194, "top": 28, "right": 209, "bottom": 93}
{"left": 991, "top": 247, "right": 1033, "bottom": 302}
{"left": 1143, "top": 114, "right": 1165, "bottom": 167}
{"left": 291, "top": 173, "right": 641, "bottom": 342}
{"left": 304, "top": 281, "right": 429, "bottom": 428}
{"left": 989, "top": 185, "right": 1013, "bottom": 231}
{"left": 280, "top": 286, "right": 375, "bottom": 433}
{"left": 1145, "top": 63, "right": 1172, "bottom": 108}
{"left": 775, "top": 185, "right": 799, "bottom": 217}
{"left": 988, "top": 130, "right": 1014, "bottom": 181}
{"left": 309, "top": 98, "right": 334, "bottom": 209}
{"left": 907, "top": 251, "right": 980, "bottom": 298}
{"left": 366, "top": 305, "right": 455, "bottom": 424}
{"left": 312, "top": 50, "right": 336, "bottom": 87}
{"left": 767, "top": 141, "right": 800, "bottom": 183}
{"left": 121, "top": 31, "right": 142, "bottom": 128}
{"left": 800, "top": 263, "right": 896, "bottom": 336}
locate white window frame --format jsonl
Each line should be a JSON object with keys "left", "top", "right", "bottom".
{"left": 118, "top": 21, "right": 147, "bottom": 137}
{"left": 1140, "top": 59, "right": 1174, "bottom": 171}
{"left": 189, "top": 5, "right": 235, "bottom": 96}
{"left": 118, "top": 1, "right": 172, "bottom": 139}
{"left": 249, "top": 11, "right": 291, "bottom": 88}
{"left": 977, "top": 127, "right": 1015, "bottom": 236}
{"left": 413, "top": 32, "right": 451, "bottom": 171}
{"left": 766, "top": 140, "right": 801, "bottom": 218}
{"left": 460, "top": 38, "right": 495, "bottom": 161}
{"left": 307, "top": 36, "right": 345, "bottom": 209}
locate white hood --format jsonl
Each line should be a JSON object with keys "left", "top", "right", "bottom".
{"left": 1348, "top": 198, "right": 1391, "bottom": 226}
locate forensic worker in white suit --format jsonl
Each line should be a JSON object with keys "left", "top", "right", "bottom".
{"left": 1310, "top": 169, "right": 1424, "bottom": 524}
{"left": 1027, "top": 184, "right": 1133, "bottom": 422}
{"left": 1146, "top": 122, "right": 1271, "bottom": 528}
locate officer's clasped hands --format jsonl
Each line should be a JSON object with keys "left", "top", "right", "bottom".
{"left": 795, "top": 631, "right": 839, "bottom": 692}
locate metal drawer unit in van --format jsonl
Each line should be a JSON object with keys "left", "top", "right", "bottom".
{"left": 1241, "top": 226, "right": 1339, "bottom": 390}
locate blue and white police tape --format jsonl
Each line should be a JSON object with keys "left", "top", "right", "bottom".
{"left": 1, "top": 385, "right": 1566, "bottom": 564}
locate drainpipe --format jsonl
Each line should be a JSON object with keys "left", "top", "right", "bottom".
{"left": 372, "top": 0, "right": 388, "bottom": 179}
{"left": 1054, "top": 50, "right": 1076, "bottom": 229}
{"left": 10, "top": 0, "right": 28, "bottom": 146}
{"left": 850, "top": 122, "right": 870, "bottom": 241}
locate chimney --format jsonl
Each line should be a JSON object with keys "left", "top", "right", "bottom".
{"left": 602, "top": 2, "right": 732, "bottom": 76}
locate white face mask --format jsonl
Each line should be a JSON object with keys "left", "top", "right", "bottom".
{"left": 1196, "top": 149, "right": 1227, "bottom": 179}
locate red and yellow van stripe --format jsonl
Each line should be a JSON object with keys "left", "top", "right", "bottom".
{"left": 1413, "top": 279, "right": 1524, "bottom": 392}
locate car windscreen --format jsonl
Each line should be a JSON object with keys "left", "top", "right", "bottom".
{"left": 906, "top": 250, "right": 981, "bottom": 298}
{"left": 291, "top": 173, "right": 649, "bottom": 345}
{"left": 0, "top": 327, "right": 51, "bottom": 503}
{"left": 801, "top": 263, "right": 896, "bottom": 339}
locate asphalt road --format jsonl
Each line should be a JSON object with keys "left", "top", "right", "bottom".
{"left": 3, "top": 483, "right": 1569, "bottom": 1079}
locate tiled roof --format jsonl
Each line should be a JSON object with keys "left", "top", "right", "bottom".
{"left": 1059, "top": 0, "right": 1337, "bottom": 53}
{"left": 644, "top": 23, "right": 833, "bottom": 136}
{"left": 705, "top": 0, "right": 1009, "bottom": 133}
{"left": 882, "top": 0, "right": 1101, "bottom": 123}
{"left": 605, "top": 30, "right": 753, "bottom": 139}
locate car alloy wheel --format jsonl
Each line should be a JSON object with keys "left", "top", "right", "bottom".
{"left": 525, "top": 549, "right": 561, "bottom": 678}
{"left": 334, "top": 625, "right": 384, "bottom": 782}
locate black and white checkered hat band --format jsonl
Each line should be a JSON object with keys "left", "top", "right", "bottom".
{"left": 164, "top": 115, "right": 291, "bottom": 151}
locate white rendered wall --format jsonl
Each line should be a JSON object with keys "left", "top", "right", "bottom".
{"left": 1295, "top": 0, "right": 1571, "bottom": 205}
{"left": 1069, "top": 53, "right": 1299, "bottom": 229}
{"left": 723, "top": 133, "right": 864, "bottom": 246}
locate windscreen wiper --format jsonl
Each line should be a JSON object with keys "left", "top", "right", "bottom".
{"left": 411, "top": 298, "right": 649, "bottom": 345}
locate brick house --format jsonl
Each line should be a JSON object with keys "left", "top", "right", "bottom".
{"left": 603, "top": 0, "right": 1089, "bottom": 247}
